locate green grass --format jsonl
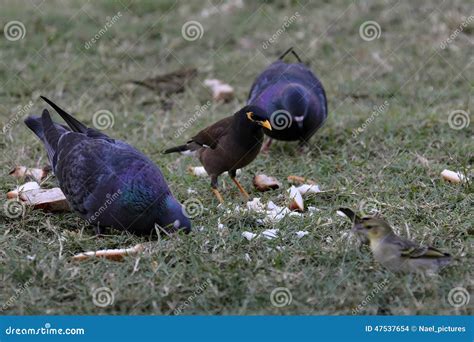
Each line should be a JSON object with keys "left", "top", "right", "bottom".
{"left": 0, "top": 0, "right": 472, "bottom": 315}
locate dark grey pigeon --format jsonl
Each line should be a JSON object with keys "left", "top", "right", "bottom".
{"left": 24, "top": 96, "right": 191, "bottom": 235}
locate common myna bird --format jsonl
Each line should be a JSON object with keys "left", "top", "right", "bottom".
{"left": 164, "top": 105, "right": 271, "bottom": 203}
{"left": 247, "top": 47, "right": 328, "bottom": 151}
{"left": 24, "top": 97, "right": 191, "bottom": 235}
{"left": 349, "top": 214, "right": 451, "bottom": 273}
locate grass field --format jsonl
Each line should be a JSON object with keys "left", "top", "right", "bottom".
{"left": 0, "top": 0, "right": 472, "bottom": 315}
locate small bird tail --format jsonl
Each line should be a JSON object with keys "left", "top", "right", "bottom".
{"left": 40, "top": 96, "right": 88, "bottom": 133}
{"left": 28, "top": 109, "right": 62, "bottom": 167}
{"left": 163, "top": 144, "right": 189, "bottom": 154}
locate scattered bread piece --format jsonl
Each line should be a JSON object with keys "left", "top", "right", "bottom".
{"left": 287, "top": 186, "right": 304, "bottom": 212}
{"left": 441, "top": 169, "right": 467, "bottom": 183}
{"left": 9, "top": 166, "right": 49, "bottom": 183}
{"left": 242, "top": 231, "right": 257, "bottom": 241}
{"left": 72, "top": 243, "right": 145, "bottom": 262}
{"left": 295, "top": 184, "right": 321, "bottom": 196}
{"left": 253, "top": 174, "right": 281, "bottom": 192}
{"left": 204, "top": 79, "right": 234, "bottom": 102}
{"left": 188, "top": 166, "right": 208, "bottom": 177}
{"left": 18, "top": 187, "right": 69, "bottom": 212}
{"left": 287, "top": 175, "right": 316, "bottom": 185}
{"left": 7, "top": 181, "right": 41, "bottom": 199}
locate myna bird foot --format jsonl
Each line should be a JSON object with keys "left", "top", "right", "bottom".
{"left": 231, "top": 178, "right": 250, "bottom": 201}
{"left": 211, "top": 188, "right": 224, "bottom": 204}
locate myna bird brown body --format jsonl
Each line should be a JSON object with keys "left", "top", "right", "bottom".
{"left": 164, "top": 105, "right": 271, "bottom": 203}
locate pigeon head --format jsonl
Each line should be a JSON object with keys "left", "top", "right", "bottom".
{"left": 238, "top": 105, "right": 272, "bottom": 130}
{"left": 280, "top": 84, "right": 312, "bottom": 129}
{"left": 156, "top": 195, "right": 192, "bottom": 234}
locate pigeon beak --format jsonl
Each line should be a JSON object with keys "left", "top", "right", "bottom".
{"left": 260, "top": 120, "right": 272, "bottom": 131}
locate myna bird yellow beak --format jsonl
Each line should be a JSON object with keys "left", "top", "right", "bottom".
{"left": 260, "top": 120, "right": 272, "bottom": 130}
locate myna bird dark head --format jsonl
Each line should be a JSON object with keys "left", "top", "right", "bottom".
{"left": 353, "top": 217, "right": 393, "bottom": 241}
{"left": 240, "top": 105, "right": 272, "bottom": 130}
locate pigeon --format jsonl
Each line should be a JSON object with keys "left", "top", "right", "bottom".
{"left": 24, "top": 96, "right": 191, "bottom": 235}
{"left": 164, "top": 105, "right": 271, "bottom": 203}
{"left": 247, "top": 47, "right": 328, "bottom": 151}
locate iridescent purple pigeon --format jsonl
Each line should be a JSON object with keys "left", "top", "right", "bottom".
{"left": 24, "top": 96, "right": 191, "bottom": 235}
{"left": 247, "top": 47, "right": 328, "bottom": 151}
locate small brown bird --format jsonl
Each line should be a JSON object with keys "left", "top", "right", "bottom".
{"left": 351, "top": 215, "right": 452, "bottom": 273}
{"left": 164, "top": 105, "right": 271, "bottom": 203}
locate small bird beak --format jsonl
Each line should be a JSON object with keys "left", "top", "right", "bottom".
{"left": 260, "top": 120, "right": 272, "bottom": 130}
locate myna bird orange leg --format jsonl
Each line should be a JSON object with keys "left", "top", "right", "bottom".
{"left": 229, "top": 170, "right": 249, "bottom": 200}
{"left": 211, "top": 176, "right": 224, "bottom": 204}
